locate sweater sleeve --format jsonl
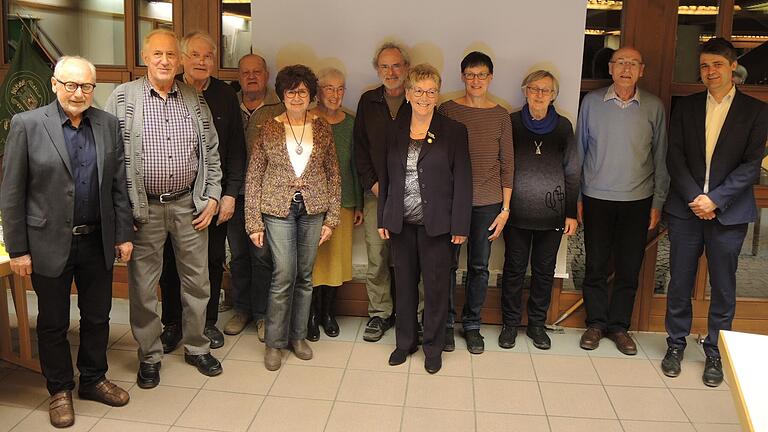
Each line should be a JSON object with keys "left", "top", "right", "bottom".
{"left": 561, "top": 118, "right": 582, "bottom": 219}
{"left": 650, "top": 102, "right": 670, "bottom": 210}
{"left": 322, "top": 120, "right": 342, "bottom": 229}
{"left": 245, "top": 124, "right": 268, "bottom": 233}
{"left": 500, "top": 111, "right": 514, "bottom": 190}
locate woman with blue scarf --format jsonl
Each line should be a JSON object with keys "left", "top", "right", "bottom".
{"left": 499, "top": 70, "right": 582, "bottom": 350}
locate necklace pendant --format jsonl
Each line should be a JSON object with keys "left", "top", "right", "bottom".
{"left": 535, "top": 140, "right": 543, "bottom": 155}
{"left": 295, "top": 145, "right": 303, "bottom": 155}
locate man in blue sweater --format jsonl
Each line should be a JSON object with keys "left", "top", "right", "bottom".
{"left": 576, "top": 46, "right": 669, "bottom": 355}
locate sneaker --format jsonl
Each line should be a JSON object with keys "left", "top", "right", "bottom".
{"left": 223, "top": 311, "right": 251, "bottom": 335}
{"left": 464, "top": 329, "right": 484, "bottom": 354}
{"left": 255, "top": 318, "right": 265, "bottom": 343}
{"left": 363, "top": 316, "right": 391, "bottom": 342}
{"left": 702, "top": 355, "right": 724, "bottom": 387}
{"left": 661, "top": 347, "right": 684, "bottom": 378}
{"left": 443, "top": 328, "right": 455, "bottom": 352}
{"left": 526, "top": 326, "right": 551, "bottom": 350}
{"left": 498, "top": 325, "right": 517, "bottom": 349}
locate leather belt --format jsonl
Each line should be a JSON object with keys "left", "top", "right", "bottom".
{"left": 148, "top": 187, "right": 191, "bottom": 204}
{"left": 72, "top": 224, "right": 99, "bottom": 236}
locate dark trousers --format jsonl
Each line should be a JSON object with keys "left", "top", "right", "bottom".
{"left": 391, "top": 224, "right": 452, "bottom": 359}
{"left": 228, "top": 195, "right": 272, "bottom": 320}
{"left": 665, "top": 214, "right": 747, "bottom": 357}
{"left": 30, "top": 232, "right": 112, "bottom": 395}
{"left": 447, "top": 203, "right": 500, "bottom": 330}
{"left": 582, "top": 195, "right": 652, "bottom": 333}
{"left": 161, "top": 214, "right": 227, "bottom": 326}
{"left": 500, "top": 226, "right": 562, "bottom": 327}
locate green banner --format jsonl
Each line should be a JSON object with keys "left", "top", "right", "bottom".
{"left": 0, "top": 27, "right": 54, "bottom": 156}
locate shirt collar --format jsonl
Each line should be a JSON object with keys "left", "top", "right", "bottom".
{"left": 603, "top": 84, "right": 641, "bottom": 105}
{"left": 56, "top": 101, "right": 91, "bottom": 128}
{"left": 183, "top": 74, "right": 210, "bottom": 91}
{"left": 145, "top": 77, "right": 180, "bottom": 97}
{"left": 706, "top": 84, "right": 736, "bottom": 105}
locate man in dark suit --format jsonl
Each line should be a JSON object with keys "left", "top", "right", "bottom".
{"left": 662, "top": 38, "right": 768, "bottom": 387}
{"left": 1, "top": 56, "right": 134, "bottom": 427}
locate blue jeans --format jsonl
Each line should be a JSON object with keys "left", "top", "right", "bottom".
{"left": 228, "top": 195, "right": 272, "bottom": 320}
{"left": 263, "top": 200, "right": 324, "bottom": 348}
{"left": 448, "top": 203, "right": 500, "bottom": 330}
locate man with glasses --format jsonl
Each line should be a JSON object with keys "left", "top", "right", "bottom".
{"left": 1, "top": 56, "right": 133, "bottom": 428}
{"left": 105, "top": 28, "right": 223, "bottom": 388}
{"left": 155, "top": 31, "right": 246, "bottom": 353}
{"left": 223, "top": 54, "right": 284, "bottom": 340}
{"left": 576, "top": 47, "right": 669, "bottom": 355}
{"left": 354, "top": 41, "right": 414, "bottom": 342}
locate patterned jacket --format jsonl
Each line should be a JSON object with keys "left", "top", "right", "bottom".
{"left": 245, "top": 116, "right": 341, "bottom": 233}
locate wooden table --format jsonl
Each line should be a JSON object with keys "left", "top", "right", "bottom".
{"left": 719, "top": 330, "right": 768, "bottom": 432}
{"left": 0, "top": 256, "right": 40, "bottom": 372}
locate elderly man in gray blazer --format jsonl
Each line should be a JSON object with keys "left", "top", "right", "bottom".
{"left": 104, "top": 28, "right": 223, "bottom": 388}
{"left": 1, "top": 56, "right": 134, "bottom": 428}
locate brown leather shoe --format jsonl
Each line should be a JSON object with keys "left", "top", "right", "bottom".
{"left": 79, "top": 379, "right": 130, "bottom": 407}
{"left": 49, "top": 390, "right": 74, "bottom": 428}
{"left": 607, "top": 331, "right": 638, "bottom": 355}
{"left": 579, "top": 327, "right": 603, "bottom": 350}
{"left": 264, "top": 347, "right": 282, "bottom": 371}
{"left": 290, "top": 339, "right": 313, "bottom": 361}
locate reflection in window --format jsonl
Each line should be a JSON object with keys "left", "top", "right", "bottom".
{"left": 7, "top": 0, "right": 126, "bottom": 66}
{"left": 732, "top": 0, "right": 768, "bottom": 85}
{"left": 221, "top": 1, "right": 251, "bottom": 69}
{"left": 582, "top": 0, "right": 622, "bottom": 80}
{"left": 674, "top": 0, "right": 719, "bottom": 83}
{"left": 136, "top": 0, "right": 173, "bottom": 66}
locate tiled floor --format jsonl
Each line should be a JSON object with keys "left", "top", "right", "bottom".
{"left": 0, "top": 296, "right": 744, "bottom": 432}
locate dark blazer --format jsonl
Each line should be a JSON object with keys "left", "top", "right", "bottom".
{"left": 377, "top": 110, "right": 472, "bottom": 237}
{"left": 1, "top": 101, "right": 133, "bottom": 277}
{"left": 665, "top": 89, "right": 768, "bottom": 225}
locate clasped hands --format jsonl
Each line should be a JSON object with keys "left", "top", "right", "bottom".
{"left": 689, "top": 194, "right": 717, "bottom": 220}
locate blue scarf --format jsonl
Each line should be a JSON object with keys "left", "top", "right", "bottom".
{"left": 521, "top": 104, "right": 558, "bottom": 135}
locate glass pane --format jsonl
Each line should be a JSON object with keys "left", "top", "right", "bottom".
{"left": 136, "top": 0, "right": 173, "bottom": 66}
{"left": 91, "top": 82, "right": 118, "bottom": 111}
{"left": 674, "top": 0, "right": 720, "bottom": 83}
{"left": 221, "top": 1, "right": 252, "bottom": 69}
{"left": 582, "top": 0, "right": 623, "bottom": 79}
{"left": 7, "top": 0, "right": 126, "bottom": 66}
{"left": 732, "top": 0, "right": 768, "bottom": 85}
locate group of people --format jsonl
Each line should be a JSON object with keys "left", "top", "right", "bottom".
{"left": 0, "top": 27, "right": 765, "bottom": 429}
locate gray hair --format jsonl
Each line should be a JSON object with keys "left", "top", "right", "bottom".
{"left": 54, "top": 56, "right": 96, "bottom": 80}
{"left": 521, "top": 69, "right": 560, "bottom": 100}
{"left": 181, "top": 30, "right": 217, "bottom": 55}
{"left": 317, "top": 67, "right": 345, "bottom": 86}
{"left": 371, "top": 41, "right": 410, "bottom": 69}
{"left": 142, "top": 28, "right": 178, "bottom": 54}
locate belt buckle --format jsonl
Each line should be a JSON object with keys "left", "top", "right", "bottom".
{"left": 159, "top": 192, "right": 172, "bottom": 204}
{"left": 72, "top": 225, "right": 86, "bottom": 235}
{"left": 292, "top": 192, "right": 302, "bottom": 203}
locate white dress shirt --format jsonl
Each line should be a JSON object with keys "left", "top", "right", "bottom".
{"left": 704, "top": 85, "right": 736, "bottom": 193}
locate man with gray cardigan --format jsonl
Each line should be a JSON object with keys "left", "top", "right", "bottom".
{"left": 105, "top": 28, "right": 223, "bottom": 387}
{"left": 576, "top": 46, "right": 669, "bottom": 355}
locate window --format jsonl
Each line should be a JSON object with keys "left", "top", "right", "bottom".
{"left": 582, "top": 0, "right": 623, "bottom": 80}
{"left": 136, "top": 0, "right": 173, "bottom": 66}
{"left": 221, "top": 0, "right": 251, "bottom": 69}
{"left": 732, "top": 0, "right": 768, "bottom": 85}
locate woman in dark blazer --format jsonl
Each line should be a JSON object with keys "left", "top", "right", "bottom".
{"left": 377, "top": 63, "right": 472, "bottom": 374}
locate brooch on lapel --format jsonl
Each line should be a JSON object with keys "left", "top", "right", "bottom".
{"left": 426, "top": 131, "right": 435, "bottom": 144}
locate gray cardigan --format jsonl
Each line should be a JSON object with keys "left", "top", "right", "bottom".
{"left": 104, "top": 76, "right": 222, "bottom": 223}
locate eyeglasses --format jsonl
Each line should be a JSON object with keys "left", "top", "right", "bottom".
{"left": 55, "top": 78, "right": 96, "bottom": 94}
{"left": 321, "top": 85, "right": 345, "bottom": 95}
{"left": 411, "top": 88, "right": 438, "bottom": 98}
{"left": 285, "top": 88, "right": 310, "bottom": 99}
{"left": 377, "top": 63, "right": 404, "bottom": 72}
{"left": 609, "top": 59, "right": 643, "bottom": 69}
{"left": 463, "top": 72, "right": 490, "bottom": 81}
{"left": 526, "top": 86, "right": 553, "bottom": 96}
{"left": 184, "top": 51, "right": 214, "bottom": 63}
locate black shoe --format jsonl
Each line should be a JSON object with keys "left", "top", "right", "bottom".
{"left": 464, "top": 329, "right": 484, "bottom": 354}
{"left": 702, "top": 355, "right": 723, "bottom": 387}
{"left": 425, "top": 356, "right": 442, "bottom": 374}
{"left": 184, "top": 353, "right": 223, "bottom": 377}
{"left": 443, "top": 328, "right": 455, "bottom": 352}
{"left": 498, "top": 325, "right": 517, "bottom": 349}
{"left": 320, "top": 286, "right": 340, "bottom": 337}
{"left": 363, "top": 316, "right": 391, "bottom": 342}
{"left": 526, "top": 326, "right": 551, "bottom": 350}
{"left": 307, "top": 288, "right": 321, "bottom": 342}
{"left": 661, "top": 347, "right": 684, "bottom": 378}
{"left": 160, "top": 323, "right": 182, "bottom": 354}
{"left": 417, "top": 322, "right": 424, "bottom": 345}
{"left": 204, "top": 324, "right": 225, "bottom": 349}
{"left": 388, "top": 346, "right": 418, "bottom": 366}
{"left": 137, "top": 361, "right": 161, "bottom": 389}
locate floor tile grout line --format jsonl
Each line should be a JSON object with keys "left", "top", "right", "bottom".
{"left": 320, "top": 325, "right": 357, "bottom": 432}
{"left": 585, "top": 349, "right": 625, "bottom": 430}
{"left": 526, "top": 340, "right": 553, "bottom": 432}
{"left": 238, "top": 333, "right": 281, "bottom": 432}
